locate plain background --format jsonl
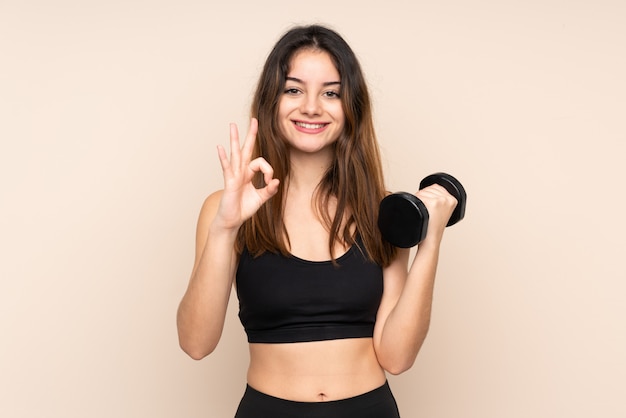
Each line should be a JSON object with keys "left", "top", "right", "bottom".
{"left": 1, "top": 0, "right": 625, "bottom": 417}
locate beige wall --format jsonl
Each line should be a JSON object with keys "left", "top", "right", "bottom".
{"left": 1, "top": 0, "right": 624, "bottom": 417}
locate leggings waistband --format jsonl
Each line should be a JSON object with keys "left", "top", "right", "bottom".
{"left": 235, "top": 380, "right": 400, "bottom": 418}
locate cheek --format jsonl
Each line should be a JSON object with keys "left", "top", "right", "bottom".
{"left": 277, "top": 100, "right": 287, "bottom": 119}
{"left": 334, "top": 108, "right": 346, "bottom": 128}
{"left": 276, "top": 108, "right": 291, "bottom": 136}
{"left": 277, "top": 106, "right": 289, "bottom": 126}
{"left": 333, "top": 103, "right": 345, "bottom": 122}
{"left": 278, "top": 99, "right": 297, "bottom": 122}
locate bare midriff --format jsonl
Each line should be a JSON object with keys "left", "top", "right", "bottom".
{"left": 246, "top": 337, "right": 386, "bottom": 402}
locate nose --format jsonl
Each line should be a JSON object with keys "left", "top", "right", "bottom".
{"left": 300, "top": 94, "right": 322, "bottom": 116}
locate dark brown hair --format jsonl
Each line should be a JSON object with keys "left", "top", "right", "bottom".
{"left": 237, "top": 25, "right": 396, "bottom": 266}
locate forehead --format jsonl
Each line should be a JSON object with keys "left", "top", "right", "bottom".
{"left": 287, "top": 49, "right": 339, "bottom": 78}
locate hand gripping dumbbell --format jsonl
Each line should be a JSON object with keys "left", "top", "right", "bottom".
{"left": 377, "top": 173, "right": 467, "bottom": 248}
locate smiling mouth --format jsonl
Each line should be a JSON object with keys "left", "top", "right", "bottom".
{"left": 294, "top": 121, "right": 328, "bottom": 129}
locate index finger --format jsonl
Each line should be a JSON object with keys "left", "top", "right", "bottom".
{"left": 240, "top": 118, "right": 259, "bottom": 162}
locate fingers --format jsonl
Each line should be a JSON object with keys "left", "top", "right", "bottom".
{"left": 228, "top": 122, "right": 242, "bottom": 170}
{"left": 256, "top": 178, "right": 281, "bottom": 202}
{"left": 221, "top": 118, "right": 259, "bottom": 171}
{"left": 246, "top": 156, "right": 279, "bottom": 203}
{"left": 241, "top": 118, "right": 258, "bottom": 161}
{"left": 217, "top": 144, "right": 230, "bottom": 171}
{"left": 216, "top": 124, "right": 241, "bottom": 176}
{"left": 417, "top": 184, "right": 455, "bottom": 201}
{"left": 217, "top": 119, "right": 279, "bottom": 200}
{"left": 416, "top": 184, "right": 458, "bottom": 217}
{"left": 248, "top": 156, "right": 278, "bottom": 188}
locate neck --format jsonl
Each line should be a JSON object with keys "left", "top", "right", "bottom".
{"left": 287, "top": 148, "right": 333, "bottom": 192}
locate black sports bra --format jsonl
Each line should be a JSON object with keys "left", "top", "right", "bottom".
{"left": 235, "top": 240, "right": 384, "bottom": 343}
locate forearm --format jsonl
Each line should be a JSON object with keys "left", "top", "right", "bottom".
{"left": 377, "top": 241, "right": 440, "bottom": 374}
{"left": 176, "top": 118, "right": 280, "bottom": 359}
{"left": 177, "top": 225, "right": 239, "bottom": 359}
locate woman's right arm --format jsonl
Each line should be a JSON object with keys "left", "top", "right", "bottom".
{"left": 176, "top": 190, "right": 239, "bottom": 360}
{"left": 176, "top": 119, "right": 279, "bottom": 360}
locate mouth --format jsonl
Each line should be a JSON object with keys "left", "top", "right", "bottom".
{"left": 293, "top": 121, "right": 329, "bottom": 132}
{"left": 294, "top": 121, "right": 328, "bottom": 129}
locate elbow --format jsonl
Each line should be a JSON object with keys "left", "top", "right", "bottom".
{"left": 382, "top": 358, "right": 415, "bottom": 376}
{"left": 181, "top": 345, "right": 209, "bottom": 361}
{"left": 176, "top": 312, "right": 221, "bottom": 360}
{"left": 377, "top": 337, "right": 425, "bottom": 375}
{"left": 177, "top": 326, "right": 218, "bottom": 360}
{"left": 186, "top": 351, "right": 210, "bottom": 361}
{"left": 179, "top": 339, "right": 216, "bottom": 360}
{"left": 376, "top": 347, "right": 416, "bottom": 375}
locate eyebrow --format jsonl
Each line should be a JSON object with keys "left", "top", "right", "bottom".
{"left": 286, "top": 76, "right": 341, "bottom": 87}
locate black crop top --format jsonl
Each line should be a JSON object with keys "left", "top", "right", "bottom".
{"left": 235, "top": 240, "right": 383, "bottom": 343}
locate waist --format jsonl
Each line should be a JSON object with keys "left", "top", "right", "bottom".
{"left": 246, "top": 338, "right": 386, "bottom": 402}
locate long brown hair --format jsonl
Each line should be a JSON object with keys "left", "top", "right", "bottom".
{"left": 236, "top": 25, "right": 396, "bottom": 266}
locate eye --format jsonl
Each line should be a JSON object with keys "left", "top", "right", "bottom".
{"left": 323, "top": 90, "right": 341, "bottom": 98}
{"left": 284, "top": 88, "right": 301, "bottom": 95}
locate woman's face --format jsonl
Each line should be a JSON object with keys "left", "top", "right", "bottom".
{"left": 277, "top": 49, "right": 345, "bottom": 156}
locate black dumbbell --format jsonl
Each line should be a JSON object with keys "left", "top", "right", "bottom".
{"left": 377, "top": 172, "right": 467, "bottom": 248}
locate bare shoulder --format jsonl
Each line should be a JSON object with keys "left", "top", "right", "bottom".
{"left": 193, "top": 190, "right": 224, "bottom": 261}
{"left": 198, "top": 189, "right": 224, "bottom": 225}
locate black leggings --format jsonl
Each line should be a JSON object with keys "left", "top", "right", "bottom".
{"left": 234, "top": 381, "right": 401, "bottom": 418}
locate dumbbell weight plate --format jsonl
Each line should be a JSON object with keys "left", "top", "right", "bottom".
{"left": 419, "top": 172, "right": 467, "bottom": 227}
{"left": 378, "top": 192, "right": 429, "bottom": 248}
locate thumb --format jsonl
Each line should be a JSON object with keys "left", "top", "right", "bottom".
{"left": 256, "top": 178, "right": 280, "bottom": 203}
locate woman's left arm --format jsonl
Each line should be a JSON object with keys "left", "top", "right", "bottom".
{"left": 372, "top": 184, "right": 457, "bottom": 375}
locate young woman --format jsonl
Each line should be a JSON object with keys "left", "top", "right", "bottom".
{"left": 176, "top": 25, "right": 457, "bottom": 418}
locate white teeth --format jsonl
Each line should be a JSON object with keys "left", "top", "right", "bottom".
{"left": 295, "top": 122, "right": 326, "bottom": 129}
